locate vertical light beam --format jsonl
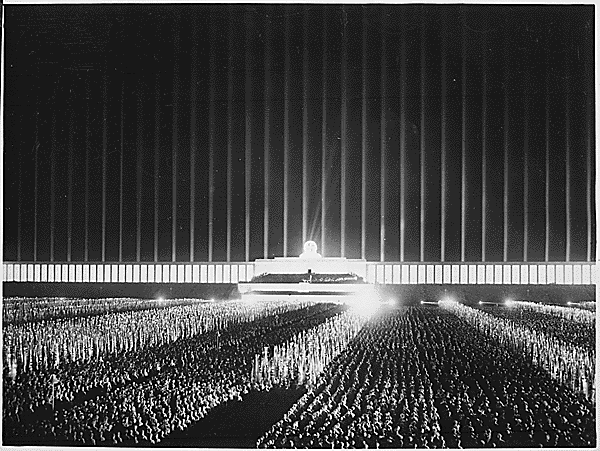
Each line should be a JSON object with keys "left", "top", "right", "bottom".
{"left": 340, "top": 6, "right": 347, "bottom": 258}
{"left": 190, "top": 16, "right": 198, "bottom": 263}
{"left": 545, "top": 39, "right": 550, "bottom": 262}
{"left": 136, "top": 79, "right": 143, "bottom": 262}
{"left": 67, "top": 87, "right": 74, "bottom": 263}
{"left": 172, "top": 25, "right": 179, "bottom": 263}
{"left": 302, "top": 7, "right": 308, "bottom": 245}
{"left": 400, "top": 11, "right": 406, "bottom": 263}
{"left": 523, "top": 62, "right": 530, "bottom": 262}
{"left": 361, "top": 8, "right": 367, "bottom": 260}
{"left": 33, "top": 83, "right": 39, "bottom": 262}
{"left": 245, "top": 14, "right": 252, "bottom": 263}
{"left": 208, "top": 12, "right": 216, "bottom": 262}
{"left": 461, "top": 13, "right": 466, "bottom": 262}
{"left": 264, "top": 14, "right": 271, "bottom": 259}
{"left": 440, "top": 14, "right": 447, "bottom": 263}
{"left": 380, "top": 8, "right": 387, "bottom": 263}
{"left": 154, "top": 69, "right": 160, "bottom": 262}
{"left": 565, "top": 53, "right": 570, "bottom": 262}
{"left": 17, "top": 141, "right": 22, "bottom": 262}
{"left": 84, "top": 78, "right": 90, "bottom": 262}
{"left": 321, "top": 9, "right": 327, "bottom": 257}
{"left": 101, "top": 74, "right": 107, "bottom": 262}
{"left": 481, "top": 33, "right": 487, "bottom": 263}
{"left": 227, "top": 16, "right": 233, "bottom": 263}
{"left": 50, "top": 107, "right": 56, "bottom": 262}
{"left": 420, "top": 12, "right": 425, "bottom": 262}
{"left": 586, "top": 32, "right": 592, "bottom": 262}
{"left": 119, "top": 80, "right": 124, "bottom": 262}
{"left": 503, "top": 32, "right": 509, "bottom": 262}
{"left": 283, "top": 10, "right": 290, "bottom": 257}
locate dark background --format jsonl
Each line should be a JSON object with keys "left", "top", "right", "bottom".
{"left": 3, "top": 4, "right": 595, "bottom": 263}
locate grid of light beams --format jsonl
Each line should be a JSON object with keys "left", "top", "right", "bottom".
{"left": 3, "top": 262, "right": 595, "bottom": 285}
{"left": 5, "top": 6, "right": 594, "bottom": 266}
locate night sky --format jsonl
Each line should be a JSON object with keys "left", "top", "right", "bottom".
{"left": 2, "top": 4, "right": 595, "bottom": 263}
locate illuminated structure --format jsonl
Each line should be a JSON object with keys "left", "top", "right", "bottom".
{"left": 238, "top": 241, "right": 373, "bottom": 301}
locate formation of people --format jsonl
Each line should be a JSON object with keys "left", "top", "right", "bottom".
{"left": 513, "top": 300, "right": 595, "bottom": 325}
{"left": 252, "top": 308, "right": 368, "bottom": 388}
{"left": 258, "top": 307, "right": 595, "bottom": 448}
{"left": 3, "top": 297, "right": 595, "bottom": 448}
{"left": 3, "top": 297, "right": 200, "bottom": 325}
{"left": 3, "top": 299, "right": 313, "bottom": 374}
{"left": 2, "top": 301, "right": 343, "bottom": 445}
{"left": 444, "top": 301, "right": 595, "bottom": 401}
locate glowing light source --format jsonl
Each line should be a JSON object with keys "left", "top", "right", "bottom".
{"left": 299, "top": 241, "right": 322, "bottom": 259}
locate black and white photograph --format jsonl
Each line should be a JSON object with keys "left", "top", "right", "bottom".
{"left": 2, "top": 0, "right": 596, "bottom": 448}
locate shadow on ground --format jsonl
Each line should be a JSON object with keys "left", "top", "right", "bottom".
{"left": 155, "top": 387, "right": 306, "bottom": 448}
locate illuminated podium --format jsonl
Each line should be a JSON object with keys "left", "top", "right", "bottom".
{"left": 253, "top": 257, "right": 367, "bottom": 279}
{"left": 238, "top": 241, "right": 373, "bottom": 300}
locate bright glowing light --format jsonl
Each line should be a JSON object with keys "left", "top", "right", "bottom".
{"left": 210, "top": 298, "right": 215, "bottom": 302}
{"left": 478, "top": 301, "right": 483, "bottom": 305}
{"left": 505, "top": 299, "right": 514, "bottom": 306}
{"left": 345, "top": 295, "right": 381, "bottom": 318}
{"left": 438, "top": 299, "right": 456, "bottom": 305}
{"left": 299, "top": 240, "right": 322, "bottom": 259}
{"left": 349, "top": 302, "right": 379, "bottom": 318}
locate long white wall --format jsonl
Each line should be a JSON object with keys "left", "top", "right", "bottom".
{"left": 3, "top": 262, "right": 596, "bottom": 285}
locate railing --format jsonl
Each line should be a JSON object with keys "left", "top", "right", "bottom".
{"left": 3, "top": 262, "right": 596, "bottom": 285}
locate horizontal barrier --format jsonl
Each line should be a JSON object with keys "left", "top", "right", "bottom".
{"left": 365, "top": 263, "right": 597, "bottom": 286}
{"left": 2, "top": 263, "right": 254, "bottom": 284}
{"left": 2, "top": 262, "right": 597, "bottom": 285}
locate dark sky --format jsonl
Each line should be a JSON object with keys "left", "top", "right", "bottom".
{"left": 2, "top": 4, "right": 595, "bottom": 263}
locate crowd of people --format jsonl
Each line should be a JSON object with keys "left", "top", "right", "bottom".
{"left": 3, "top": 296, "right": 596, "bottom": 448}
{"left": 3, "top": 299, "right": 314, "bottom": 374}
{"left": 514, "top": 300, "right": 595, "bottom": 325}
{"left": 258, "top": 307, "right": 595, "bottom": 448}
{"left": 3, "top": 301, "right": 344, "bottom": 445}
{"left": 446, "top": 301, "right": 595, "bottom": 401}
{"left": 573, "top": 301, "right": 596, "bottom": 311}
{"left": 3, "top": 297, "right": 202, "bottom": 325}
{"left": 252, "top": 308, "right": 369, "bottom": 388}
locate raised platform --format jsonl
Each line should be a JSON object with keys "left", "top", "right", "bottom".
{"left": 253, "top": 257, "right": 367, "bottom": 279}
{"left": 238, "top": 282, "right": 374, "bottom": 295}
